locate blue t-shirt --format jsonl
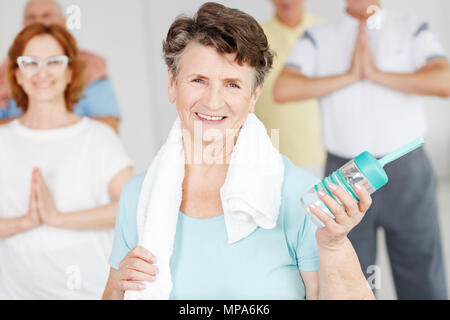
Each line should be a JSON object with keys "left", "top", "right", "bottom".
{"left": 0, "top": 79, "right": 120, "bottom": 119}
{"left": 109, "top": 155, "right": 320, "bottom": 300}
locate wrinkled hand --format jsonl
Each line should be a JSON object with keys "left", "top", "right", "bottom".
{"left": 308, "top": 183, "right": 372, "bottom": 250}
{"left": 116, "top": 246, "right": 159, "bottom": 293}
{"left": 33, "top": 167, "right": 62, "bottom": 227}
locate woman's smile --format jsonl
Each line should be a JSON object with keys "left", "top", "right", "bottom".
{"left": 32, "top": 79, "right": 55, "bottom": 89}
{"left": 195, "top": 112, "right": 227, "bottom": 124}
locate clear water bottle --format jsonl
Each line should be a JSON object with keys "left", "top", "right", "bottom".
{"left": 300, "top": 138, "right": 425, "bottom": 228}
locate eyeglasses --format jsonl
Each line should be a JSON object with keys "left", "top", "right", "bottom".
{"left": 17, "top": 55, "right": 69, "bottom": 76}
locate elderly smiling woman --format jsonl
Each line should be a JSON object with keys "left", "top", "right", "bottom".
{"left": 102, "top": 2, "right": 375, "bottom": 300}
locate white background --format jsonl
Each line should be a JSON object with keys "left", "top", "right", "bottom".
{"left": 1, "top": 0, "right": 449, "bottom": 299}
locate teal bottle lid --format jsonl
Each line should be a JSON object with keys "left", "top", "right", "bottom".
{"left": 353, "top": 138, "right": 425, "bottom": 191}
{"left": 354, "top": 152, "right": 388, "bottom": 190}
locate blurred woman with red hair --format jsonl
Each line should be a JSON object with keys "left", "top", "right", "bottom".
{"left": 0, "top": 23, "right": 133, "bottom": 299}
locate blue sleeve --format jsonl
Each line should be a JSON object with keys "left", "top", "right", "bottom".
{"left": 74, "top": 78, "right": 121, "bottom": 118}
{"left": 296, "top": 212, "right": 319, "bottom": 271}
{"left": 108, "top": 173, "right": 145, "bottom": 270}
{"left": 0, "top": 100, "right": 23, "bottom": 119}
{"left": 281, "top": 155, "right": 320, "bottom": 272}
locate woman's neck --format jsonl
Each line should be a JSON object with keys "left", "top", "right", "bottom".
{"left": 20, "top": 97, "right": 78, "bottom": 130}
{"left": 184, "top": 162, "right": 229, "bottom": 178}
{"left": 182, "top": 138, "right": 231, "bottom": 185}
{"left": 182, "top": 131, "right": 237, "bottom": 167}
{"left": 180, "top": 135, "right": 233, "bottom": 218}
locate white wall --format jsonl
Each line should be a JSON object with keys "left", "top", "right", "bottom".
{"left": 0, "top": 0, "right": 449, "bottom": 178}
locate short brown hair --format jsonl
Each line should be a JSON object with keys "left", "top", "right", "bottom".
{"left": 162, "top": 2, "right": 273, "bottom": 90}
{"left": 7, "top": 23, "right": 84, "bottom": 112}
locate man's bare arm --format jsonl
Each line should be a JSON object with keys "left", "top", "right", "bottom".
{"left": 367, "top": 58, "right": 450, "bottom": 98}
{"left": 274, "top": 67, "right": 358, "bottom": 103}
{"left": 274, "top": 22, "right": 366, "bottom": 103}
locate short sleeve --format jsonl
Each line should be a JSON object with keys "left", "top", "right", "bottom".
{"left": 296, "top": 213, "right": 319, "bottom": 271}
{"left": 284, "top": 30, "right": 318, "bottom": 77}
{"left": 94, "top": 123, "right": 133, "bottom": 189}
{"left": 281, "top": 155, "right": 319, "bottom": 272}
{"left": 109, "top": 188, "right": 132, "bottom": 269}
{"left": 75, "top": 79, "right": 121, "bottom": 118}
{"left": 109, "top": 174, "right": 144, "bottom": 269}
{"left": 411, "top": 21, "right": 447, "bottom": 70}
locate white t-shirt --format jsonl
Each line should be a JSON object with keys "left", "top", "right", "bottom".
{"left": 0, "top": 117, "right": 133, "bottom": 299}
{"left": 285, "top": 10, "right": 447, "bottom": 158}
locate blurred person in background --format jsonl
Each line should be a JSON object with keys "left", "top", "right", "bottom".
{"left": 275, "top": 0, "right": 450, "bottom": 299}
{"left": 255, "top": 0, "right": 325, "bottom": 178}
{"left": 0, "top": 23, "right": 133, "bottom": 299}
{"left": 0, "top": 0, "right": 121, "bottom": 132}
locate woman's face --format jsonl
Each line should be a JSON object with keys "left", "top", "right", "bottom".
{"left": 15, "top": 34, "right": 72, "bottom": 106}
{"left": 168, "top": 42, "right": 263, "bottom": 144}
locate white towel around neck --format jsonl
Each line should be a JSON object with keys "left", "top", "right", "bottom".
{"left": 124, "top": 113, "right": 284, "bottom": 300}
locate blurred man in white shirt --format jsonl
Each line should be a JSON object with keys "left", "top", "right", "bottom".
{"left": 275, "top": 0, "right": 450, "bottom": 299}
